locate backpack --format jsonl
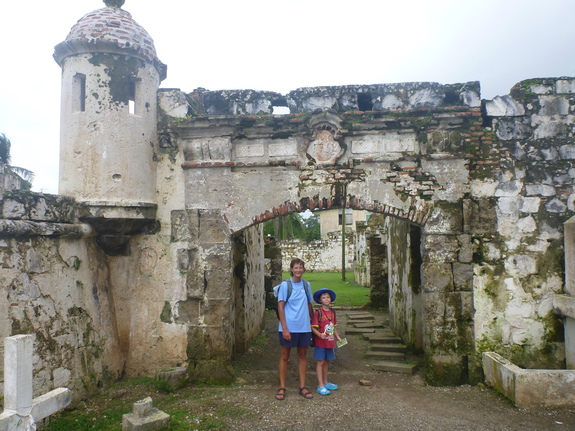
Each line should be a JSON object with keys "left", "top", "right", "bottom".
{"left": 272, "top": 279, "right": 312, "bottom": 319}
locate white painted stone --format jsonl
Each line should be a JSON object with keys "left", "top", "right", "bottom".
{"left": 408, "top": 88, "right": 442, "bottom": 107}
{"left": 505, "top": 254, "right": 537, "bottom": 276}
{"left": 568, "top": 194, "right": 575, "bottom": 212}
{"left": 559, "top": 145, "right": 575, "bottom": 160}
{"left": 532, "top": 116, "right": 567, "bottom": 139}
{"left": 545, "top": 198, "right": 567, "bottom": 213}
{"left": 557, "top": 79, "right": 575, "bottom": 94}
{"left": 460, "top": 89, "right": 481, "bottom": 107}
{"left": 483, "top": 352, "right": 575, "bottom": 407}
{"left": 351, "top": 138, "right": 383, "bottom": 154}
{"left": 525, "top": 184, "right": 556, "bottom": 196}
{"left": 383, "top": 133, "right": 418, "bottom": 153}
{"left": 235, "top": 143, "right": 265, "bottom": 158}
{"left": 539, "top": 96, "right": 569, "bottom": 116}
{"left": 269, "top": 140, "right": 298, "bottom": 157}
{"left": 530, "top": 84, "right": 553, "bottom": 95}
{"left": 470, "top": 179, "right": 498, "bottom": 197}
{"left": 520, "top": 197, "right": 540, "bottom": 213}
{"left": 301, "top": 96, "right": 337, "bottom": 111}
{"left": 0, "top": 335, "right": 72, "bottom": 431}
{"left": 516, "top": 215, "right": 537, "bottom": 233}
{"left": 379, "top": 94, "right": 405, "bottom": 110}
{"left": 158, "top": 90, "right": 189, "bottom": 118}
{"left": 497, "top": 197, "right": 521, "bottom": 214}
{"left": 485, "top": 95, "right": 525, "bottom": 116}
{"left": 494, "top": 180, "right": 523, "bottom": 197}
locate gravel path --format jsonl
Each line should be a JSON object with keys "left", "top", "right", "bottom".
{"left": 227, "top": 309, "right": 575, "bottom": 431}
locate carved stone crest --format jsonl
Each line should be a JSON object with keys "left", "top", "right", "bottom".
{"left": 306, "top": 112, "right": 344, "bottom": 165}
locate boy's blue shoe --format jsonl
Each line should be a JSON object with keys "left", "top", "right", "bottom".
{"left": 316, "top": 386, "right": 331, "bottom": 395}
{"left": 325, "top": 382, "right": 338, "bottom": 391}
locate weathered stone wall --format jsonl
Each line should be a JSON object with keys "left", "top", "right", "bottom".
{"left": 279, "top": 231, "right": 355, "bottom": 273}
{"left": 5, "top": 74, "right": 575, "bottom": 397}
{"left": 0, "top": 192, "right": 123, "bottom": 400}
{"left": 232, "top": 224, "right": 266, "bottom": 354}
{"left": 470, "top": 78, "right": 575, "bottom": 372}
{"left": 0, "top": 163, "right": 24, "bottom": 191}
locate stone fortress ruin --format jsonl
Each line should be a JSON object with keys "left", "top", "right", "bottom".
{"left": 2, "top": 0, "right": 575, "bottom": 406}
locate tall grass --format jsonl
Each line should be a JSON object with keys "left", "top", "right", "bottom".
{"left": 282, "top": 272, "right": 370, "bottom": 307}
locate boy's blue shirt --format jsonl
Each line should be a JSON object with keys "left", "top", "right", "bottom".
{"left": 278, "top": 279, "right": 311, "bottom": 333}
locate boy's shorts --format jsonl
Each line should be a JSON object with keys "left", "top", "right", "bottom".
{"left": 314, "top": 347, "right": 335, "bottom": 361}
{"left": 278, "top": 331, "right": 313, "bottom": 347}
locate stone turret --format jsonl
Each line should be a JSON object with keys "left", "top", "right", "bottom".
{"left": 54, "top": 0, "right": 166, "bottom": 206}
{"left": 54, "top": 0, "right": 166, "bottom": 254}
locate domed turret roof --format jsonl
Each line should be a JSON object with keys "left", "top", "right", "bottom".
{"left": 54, "top": 1, "right": 166, "bottom": 80}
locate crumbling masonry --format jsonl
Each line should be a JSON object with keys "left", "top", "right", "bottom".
{"left": 1, "top": 1, "right": 575, "bottom": 401}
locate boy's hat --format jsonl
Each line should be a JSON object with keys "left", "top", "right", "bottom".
{"left": 313, "top": 288, "right": 336, "bottom": 304}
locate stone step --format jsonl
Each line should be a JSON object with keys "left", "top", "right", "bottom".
{"left": 346, "top": 319, "right": 375, "bottom": 325}
{"left": 370, "top": 343, "right": 407, "bottom": 353}
{"left": 352, "top": 322, "right": 384, "bottom": 329}
{"left": 346, "top": 328, "right": 374, "bottom": 334}
{"left": 371, "top": 361, "right": 418, "bottom": 374}
{"left": 365, "top": 351, "right": 404, "bottom": 360}
{"left": 363, "top": 335, "right": 402, "bottom": 343}
{"left": 366, "top": 351, "right": 405, "bottom": 361}
{"left": 345, "top": 313, "right": 374, "bottom": 319}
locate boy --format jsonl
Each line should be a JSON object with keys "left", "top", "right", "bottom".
{"left": 311, "top": 287, "right": 342, "bottom": 395}
{"left": 276, "top": 258, "right": 314, "bottom": 400}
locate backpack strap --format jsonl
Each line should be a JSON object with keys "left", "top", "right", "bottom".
{"left": 285, "top": 279, "right": 293, "bottom": 302}
{"left": 284, "top": 279, "right": 311, "bottom": 303}
{"left": 303, "top": 280, "right": 312, "bottom": 303}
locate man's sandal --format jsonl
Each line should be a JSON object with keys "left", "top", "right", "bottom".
{"left": 275, "top": 387, "right": 286, "bottom": 400}
{"left": 299, "top": 387, "right": 313, "bottom": 399}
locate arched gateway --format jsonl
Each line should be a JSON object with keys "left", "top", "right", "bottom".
{"left": 1, "top": 1, "right": 574, "bottom": 400}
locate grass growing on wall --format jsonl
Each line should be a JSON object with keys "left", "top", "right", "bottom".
{"left": 282, "top": 272, "right": 370, "bottom": 307}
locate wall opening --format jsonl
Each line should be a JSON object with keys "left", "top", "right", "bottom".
{"left": 73, "top": 73, "right": 86, "bottom": 112}
{"left": 357, "top": 93, "right": 373, "bottom": 111}
{"left": 128, "top": 80, "right": 137, "bottom": 114}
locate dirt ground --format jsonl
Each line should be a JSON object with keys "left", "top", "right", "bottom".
{"left": 227, "top": 309, "right": 575, "bottom": 431}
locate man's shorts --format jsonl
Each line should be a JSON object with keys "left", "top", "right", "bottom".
{"left": 314, "top": 347, "right": 336, "bottom": 361}
{"left": 278, "top": 331, "right": 313, "bottom": 347}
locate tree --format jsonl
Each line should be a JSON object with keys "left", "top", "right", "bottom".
{"left": 0, "top": 133, "right": 35, "bottom": 189}
{"left": 263, "top": 212, "right": 308, "bottom": 241}
{"left": 302, "top": 213, "right": 320, "bottom": 241}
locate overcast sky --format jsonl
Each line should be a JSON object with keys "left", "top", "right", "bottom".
{"left": 1, "top": 0, "right": 574, "bottom": 194}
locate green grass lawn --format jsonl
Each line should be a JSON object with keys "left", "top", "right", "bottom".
{"left": 282, "top": 271, "right": 370, "bottom": 307}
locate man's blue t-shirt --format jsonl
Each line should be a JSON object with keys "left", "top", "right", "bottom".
{"left": 277, "top": 279, "right": 311, "bottom": 333}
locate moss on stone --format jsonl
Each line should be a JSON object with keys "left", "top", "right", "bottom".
{"left": 160, "top": 301, "right": 173, "bottom": 323}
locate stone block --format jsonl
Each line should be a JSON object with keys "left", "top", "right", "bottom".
{"left": 201, "top": 298, "right": 231, "bottom": 326}
{"left": 463, "top": 198, "right": 497, "bottom": 234}
{"left": 122, "top": 397, "right": 170, "bottom": 431}
{"left": 423, "top": 201, "right": 462, "bottom": 234}
{"left": 422, "top": 235, "right": 459, "bottom": 264}
{"left": 538, "top": 96, "right": 569, "bottom": 116}
{"left": 421, "top": 263, "right": 454, "bottom": 293}
{"left": 483, "top": 352, "right": 575, "bottom": 408}
{"left": 453, "top": 263, "right": 473, "bottom": 291}
{"left": 175, "top": 299, "right": 200, "bottom": 324}
{"left": 484, "top": 95, "right": 525, "bottom": 117}
{"left": 556, "top": 79, "right": 575, "bottom": 94}
{"left": 170, "top": 210, "right": 198, "bottom": 242}
{"left": 156, "top": 367, "right": 187, "bottom": 390}
{"left": 495, "top": 118, "right": 531, "bottom": 141}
